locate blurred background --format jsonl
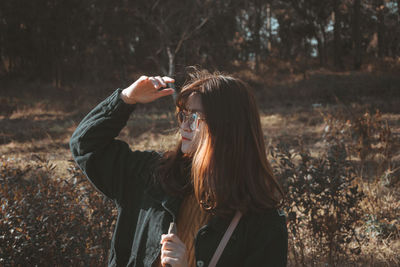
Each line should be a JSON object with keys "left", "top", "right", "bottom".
{"left": 1, "top": 0, "right": 399, "bottom": 266}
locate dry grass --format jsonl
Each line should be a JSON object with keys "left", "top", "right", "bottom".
{"left": 1, "top": 69, "right": 399, "bottom": 265}
{"left": 359, "top": 181, "right": 400, "bottom": 265}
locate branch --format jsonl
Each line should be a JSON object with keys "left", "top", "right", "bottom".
{"left": 175, "top": 17, "right": 209, "bottom": 54}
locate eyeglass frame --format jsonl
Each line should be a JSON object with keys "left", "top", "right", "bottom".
{"left": 177, "top": 110, "right": 205, "bottom": 131}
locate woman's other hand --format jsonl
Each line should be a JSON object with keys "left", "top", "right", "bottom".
{"left": 160, "top": 234, "right": 188, "bottom": 267}
{"left": 121, "top": 76, "right": 175, "bottom": 104}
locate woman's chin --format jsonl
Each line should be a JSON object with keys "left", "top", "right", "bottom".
{"left": 181, "top": 143, "right": 193, "bottom": 155}
{"left": 181, "top": 145, "right": 189, "bottom": 154}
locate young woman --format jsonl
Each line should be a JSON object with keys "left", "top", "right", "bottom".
{"left": 70, "top": 70, "right": 287, "bottom": 267}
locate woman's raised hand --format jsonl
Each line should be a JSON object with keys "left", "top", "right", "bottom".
{"left": 121, "top": 75, "right": 175, "bottom": 104}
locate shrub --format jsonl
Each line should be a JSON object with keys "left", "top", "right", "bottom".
{"left": 269, "top": 106, "right": 399, "bottom": 266}
{"left": 0, "top": 156, "right": 115, "bottom": 265}
{"left": 1, "top": 106, "right": 399, "bottom": 266}
{"left": 322, "top": 108, "right": 397, "bottom": 183}
{"left": 271, "top": 140, "right": 364, "bottom": 266}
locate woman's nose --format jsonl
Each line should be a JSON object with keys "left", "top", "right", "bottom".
{"left": 180, "top": 120, "right": 192, "bottom": 132}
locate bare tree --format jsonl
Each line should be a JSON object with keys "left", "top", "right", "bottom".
{"left": 133, "top": 0, "right": 212, "bottom": 76}
{"left": 353, "top": 0, "right": 362, "bottom": 69}
{"left": 375, "top": 0, "right": 386, "bottom": 58}
{"left": 333, "top": 0, "right": 344, "bottom": 69}
{"left": 289, "top": 0, "right": 332, "bottom": 66}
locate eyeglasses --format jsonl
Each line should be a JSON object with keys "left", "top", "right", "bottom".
{"left": 177, "top": 110, "right": 204, "bottom": 131}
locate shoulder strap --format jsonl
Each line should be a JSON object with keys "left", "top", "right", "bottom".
{"left": 208, "top": 211, "right": 242, "bottom": 267}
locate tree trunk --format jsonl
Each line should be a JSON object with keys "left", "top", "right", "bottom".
{"left": 398, "top": 0, "right": 400, "bottom": 17}
{"left": 266, "top": 3, "right": 272, "bottom": 53}
{"left": 320, "top": 23, "right": 328, "bottom": 65}
{"left": 316, "top": 35, "right": 324, "bottom": 66}
{"left": 166, "top": 45, "right": 175, "bottom": 77}
{"left": 253, "top": 0, "right": 262, "bottom": 73}
{"left": 376, "top": 0, "right": 386, "bottom": 58}
{"left": 333, "top": 0, "right": 343, "bottom": 70}
{"left": 302, "top": 38, "right": 309, "bottom": 79}
{"left": 9, "top": 56, "right": 13, "bottom": 73}
{"left": 396, "top": 1, "right": 400, "bottom": 58}
{"left": 353, "top": 0, "right": 362, "bottom": 70}
{"left": 0, "top": 53, "right": 5, "bottom": 74}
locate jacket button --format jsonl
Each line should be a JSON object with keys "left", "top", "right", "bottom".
{"left": 196, "top": 260, "right": 204, "bottom": 267}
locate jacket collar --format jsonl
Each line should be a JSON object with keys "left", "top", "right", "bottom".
{"left": 144, "top": 182, "right": 182, "bottom": 221}
{"left": 145, "top": 182, "right": 235, "bottom": 233}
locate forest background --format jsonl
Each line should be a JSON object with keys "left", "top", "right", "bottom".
{"left": 1, "top": 0, "right": 399, "bottom": 266}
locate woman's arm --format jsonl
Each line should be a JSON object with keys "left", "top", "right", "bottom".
{"left": 69, "top": 76, "right": 174, "bottom": 205}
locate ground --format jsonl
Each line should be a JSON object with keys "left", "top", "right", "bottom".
{"left": 1, "top": 69, "right": 400, "bottom": 265}
{"left": 1, "top": 70, "right": 399, "bottom": 178}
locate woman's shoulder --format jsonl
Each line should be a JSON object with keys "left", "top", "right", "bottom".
{"left": 242, "top": 208, "right": 287, "bottom": 234}
{"left": 245, "top": 208, "right": 286, "bottom": 221}
{"left": 240, "top": 208, "right": 288, "bottom": 247}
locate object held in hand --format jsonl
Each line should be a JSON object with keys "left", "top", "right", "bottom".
{"left": 168, "top": 222, "right": 177, "bottom": 235}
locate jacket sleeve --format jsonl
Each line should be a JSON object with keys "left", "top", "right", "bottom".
{"left": 243, "top": 214, "right": 288, "bottom": 267}
{"left": 69, "top": 88, "right": 160, "bottom": 205}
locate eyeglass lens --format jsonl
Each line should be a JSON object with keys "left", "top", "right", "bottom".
{"left": 178, "top": 111, "right": 198, "bottom": 130}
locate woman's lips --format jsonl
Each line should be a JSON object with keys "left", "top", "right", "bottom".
{"left": 182, "top": 136, "right": 191, "bottom": 141}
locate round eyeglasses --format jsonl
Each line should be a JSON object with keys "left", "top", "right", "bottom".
{"left": 177, "top": 110, "right": 204, "bottom": 131}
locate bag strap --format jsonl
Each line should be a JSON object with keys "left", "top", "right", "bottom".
{"left": 208, "top": 211, "right": 242, "bottom": 267}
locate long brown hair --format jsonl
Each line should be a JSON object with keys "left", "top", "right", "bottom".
{"left": 158, "top": 69, "right": 284, "bottom": 216}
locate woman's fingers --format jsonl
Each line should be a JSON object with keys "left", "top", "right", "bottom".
{"left": 150, "top": 76, "right": 175, "bottom": 90}
{"left": 160, "top": 234, "right": 187, "bottom": 267}
{"left": 161, "top": 240, "right": 185, "bottom": 252}
{"left": 155, "top": 76, "right": 166, "bottom": 87}
{"left": 149, "top": 77, "right": 161, "bottom": 89}
{"left": 161, "top": 256, "right": 179, "bottom": 266}
{"left": 121, "top": 75, "right": 175, "bottom": 104}
{"left": 161, "top": 234, "right": 184, "bottom": 245}
{"left": 162, "top": 76, "right": 175, "bottom": 83}
{"left": 157, "top": 88, "right": 175, "bottom": 97}
{"left": 161, "top": 234, "right": 186, "bottom": 251}
{"left": 161, "top": 247, "right": 183, "bottom": 258}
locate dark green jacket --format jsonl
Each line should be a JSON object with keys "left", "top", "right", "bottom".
{"left": 69, "top": 88, "right": 288, "bottom": 267}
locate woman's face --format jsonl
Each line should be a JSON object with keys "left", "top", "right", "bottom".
{"left": 179, "top": 93, "right": 204, "bottom": 155}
